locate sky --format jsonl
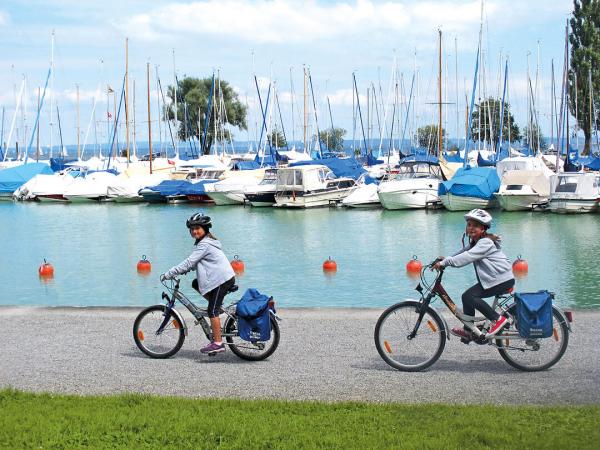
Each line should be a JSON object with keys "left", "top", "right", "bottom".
{"left": 0, "top": 0, "right": 575, "bottom": 152}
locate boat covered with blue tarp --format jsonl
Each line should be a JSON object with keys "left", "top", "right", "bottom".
{"left": 438, "top": 166, "right": 501, "bottom": 211}
{"left": 0, "top": 163, "right": 54, "bottom": 197}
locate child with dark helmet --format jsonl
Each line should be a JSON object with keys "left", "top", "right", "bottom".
{"left": 161, "top": 213, "right": 235, "bottom": 354}
{"left": 433, "top": 209, "right": 515, "bottom": 339}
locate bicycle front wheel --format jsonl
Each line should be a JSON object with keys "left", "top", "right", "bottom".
{"left": 496, "top": 305, "right": 569, "bottom": 371}
{"left": 374, "top": 301, "right": 446, "bottom": 372}
{"left": 224, "top": 314, "right": 280, "bottom": 361}
{"left": 133, "top": 305, "right": 186, "bottom": 359}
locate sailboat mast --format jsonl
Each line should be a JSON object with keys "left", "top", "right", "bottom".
{"left": 50, "top": 30, "right": 54, "bottom": 159}
{"left": 125, "top": 38, "right": 130, "bottom": 165}
{"left": 303, "top": 65, "right": 308, "bottom": 153}
{"left": 147, "top": 62, "right": 153, "bottom": 174}
{"left": 438, "top": 29, "right": 443, "bottom": 156}
{"left": 173, "top": 49, "right": 178, "bottom": 158}
{"left": 36, "top": 88, "right": 40, "bottom": 162}
{"left": 76, "top": 84, "right": 80, "bottom": 160}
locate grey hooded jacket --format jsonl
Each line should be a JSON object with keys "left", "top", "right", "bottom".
{"left": 165, "top": 237, "right": 235, "bottom": 295}
{"left": 441, "top": 237, "right": 514, "bottom": 289}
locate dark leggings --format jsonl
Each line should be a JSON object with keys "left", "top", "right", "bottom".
{"left": 202, "top": 277, "right": 236, "bottom": 318}
{"left": 461, "top": 279, "right": 515, "bottom": 321}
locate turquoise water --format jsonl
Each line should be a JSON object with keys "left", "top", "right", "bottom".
{"left": 1, "top": 202, "right": 599, "bottom": 309}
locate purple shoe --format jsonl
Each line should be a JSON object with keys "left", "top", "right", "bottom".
{"left": 450, "top": 327, "right": 472, "bottom": 340}
{"left": 201, "top": 341, "right": 225, "bottom": 354}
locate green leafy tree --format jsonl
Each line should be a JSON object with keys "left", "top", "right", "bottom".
{"left": 267, "top": 127, "right": 287, "bottom": 149}
{"left": 165, "top": 77, "right": 247, "bottom": 155}
{"left": 522, "top": 124, "right": 548, "bottom": 152}
{"left": 316, "top": 127, "right": 346, "bottom": 151}
{"left": 414, "top": 125, "right": 446, "bottom": 152}
{"left": 470, "top": 97, "right": 521, "bottom": 147}
{"left": 569, "top": 0, "right": 600, "bottom": 155}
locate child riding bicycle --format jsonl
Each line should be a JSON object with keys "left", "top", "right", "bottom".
{"left": 433, "top": 209, "right": 515, "bottom": 340}
{"left": 161, "top": 213, "right": 235, "bottom": 355}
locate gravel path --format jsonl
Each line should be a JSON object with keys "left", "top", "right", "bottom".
{"left": 0, "top": 306, "right": 598, "bottom": 405}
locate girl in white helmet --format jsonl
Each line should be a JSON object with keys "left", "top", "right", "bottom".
{"left": 161, "top": 213, "right": 235, "bottom": 355}
{"left": 433, "top": 209, "right": 515, "bottom": 339}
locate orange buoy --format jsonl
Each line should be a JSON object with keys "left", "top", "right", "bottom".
{"left": 137, "top": 255, "right": 152, "bottom": 273}
{"left": 512, "top": 255, "right": 528, "bottom": 278}
{"left": 38, "top": 259, "right": 54, "bottom": 278}
{"left": 406, "top": 255, "right": 423, "bottom": 276}
{"left": 231, "top": 255, "right": 245, "bottom": 274}
{"left": 323, "top": 257, "right": 337, "bottom": 272}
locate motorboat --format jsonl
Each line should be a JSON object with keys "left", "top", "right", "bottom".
{"left": 439, "top": 166, "right": 500, "bottom": 211}
{"left": 377, "top": 157, "right": 443, "bottom": 210}
{"left": 244, "top": 169, "right": 278, "bottom": 207}
{"left": 547, "top": 172, "right": 600, "bottom": 213}
{"left": 274, "top": 164, "right": 357, "bottom": 208}
{"left": 63, "top": 171, "right": 118, "bottom": 202}
{"left": 495, "top": 170, "right": 551, "bottom": 211}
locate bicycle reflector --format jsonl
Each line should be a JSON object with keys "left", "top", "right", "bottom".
{"left": 137, "top": 330, "right": 145, "bottom": 341}
{"left": 427, "top": 320, "right": 437, "bottom": 332}
{"left": 384, "top": 340, "right": 392, "bottom": 353}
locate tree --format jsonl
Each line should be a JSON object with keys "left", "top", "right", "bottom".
{"left": 267, "top": 127, "right": 287, "bottom": 149}
{"left": 470, "top": 97, "right": 521, "bottom": 147}
{"left": 316, "top": 127, "right": 346, "bottom": 152}
{"left": 165, "top": 77, "right": 247, "bottom": 155}
{"left": 414, "top": 125, "right": 445, "bottom": 152}
{"left": 522, "top": 124, "right": 548, "bottom": 152}
{"left": 569, "top": 0, "right": 600, "bottom": 155}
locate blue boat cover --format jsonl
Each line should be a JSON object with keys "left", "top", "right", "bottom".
{"left": 442, "top": 151, "right": 464, "bottom": 162}
{"left": 582, "top": 156, "right": 600, "bottom": 170}
{"left": 290, "top": 157, "right": 367, "bottom": 179}
{"left": 233, "top": 160, "right": 261, "bottom": 170}
{"left": 146, "top": 180, "right": 192, "bottom": 196}
{"left": 438, "top": 166, "right": 500, "bottom": 200}
{"left": 399, "top": 154, "right": 440, "bottom": 165}
{"left": 50, "top": 157, "right": 78, "bottom": 172}
{"left": 180, "top": 179, "right": 218, "bottom": 195}
{"left": 0, "top": 162, "right": 54, "bottom": 194}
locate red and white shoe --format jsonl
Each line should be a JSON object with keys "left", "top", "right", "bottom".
{"left": 485, "top": 315, "right": 509, "bottom": 338}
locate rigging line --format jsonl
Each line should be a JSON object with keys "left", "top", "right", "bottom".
{"left": 352, "top": 73, "right": 368, "bottom": 156}
{"left": 105, "top": 73, "right": 126, "bottom": 171}
{"left": 157, "top": 73, "right": 177, "bottom": 156}
{"left": 24, "top": 68, "right": 51, "bottom": 164}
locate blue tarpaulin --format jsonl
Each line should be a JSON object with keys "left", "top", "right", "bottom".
{"left": 399, "top": 154, "right": 440, "bottom": 165}
{"left": 438, "top": 166, "right": 500, "bottom": 200}
{"left": 0, "top": 162, "right": 54, "bottom": 194}
{"left": 290, "top": 157, "right": 367, "bottom": 180}
{"left": 180, "top": 180, "right": 218, "bottom": 195}
{"left": 146, "top": 180, "right": 192, "bottom": 196}
{"left": 443, "top": 151, "right": 464, "bottom": 163}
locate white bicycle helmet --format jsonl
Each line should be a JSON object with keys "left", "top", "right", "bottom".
{"left": 464, "top": 209, "right": 492, "bottom": 228}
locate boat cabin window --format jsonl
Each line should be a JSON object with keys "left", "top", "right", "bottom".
{"left": 396, "top": 162, "right": 441, "bottom": 179}
{"left": 318, "top": 169, "right": 333, "bottom": 182}
{"left": 278, "top": 170, "right": 303, "bottom": 186}
{"left": 555, "top": 176, "right": 578, "bottom": 193}
{"left": 506, "top": 185, "right": 524, "bottom": 191}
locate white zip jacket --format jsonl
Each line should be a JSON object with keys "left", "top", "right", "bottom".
{"left": 441, "top": 237, "right": 514, "bottom": 289}
{"left": 165, "top": 237, "right": 235, "bottom": 295}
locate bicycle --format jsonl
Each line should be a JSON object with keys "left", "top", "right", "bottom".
{"left": 374, "top": 259, "right": 572, "bottom": 372}
{"left": 133, "top": 277, "right": 281, "bottom": 360}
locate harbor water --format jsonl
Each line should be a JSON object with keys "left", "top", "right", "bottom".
{"left": 1, "top": 201, "right": 599, "bottom": 309}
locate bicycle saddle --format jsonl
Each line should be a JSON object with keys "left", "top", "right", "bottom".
{"left": 227, "top": 284, "right": 239, "bottom": 294}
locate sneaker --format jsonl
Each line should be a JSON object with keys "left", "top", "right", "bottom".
{"left": 450, "top": 327, "right": 472, "bottom": 340}
{"left": 485, "top": 315, "right": 509, "bottom": 338}
{"left": 200, "top": 341, "right": 225, "bottom": 354}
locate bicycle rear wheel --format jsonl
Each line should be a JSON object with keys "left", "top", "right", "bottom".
{"left": 374, "top": 301, "right": 446, "bottom": 371}
{"left": 224, "top": 315, "right": 280, "bottom": 361}
{"left": 496, "top": 305, "right": 569, "bottom": 371}
{"left": 133, "top": 305, "right": 185, "bottom": 359}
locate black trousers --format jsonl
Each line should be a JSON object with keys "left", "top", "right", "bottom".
{"left": 196, "top": 277, "right": 236, "bottom": 318}
{"left": 461, "top": 279, "right": 515, "bottom": 321}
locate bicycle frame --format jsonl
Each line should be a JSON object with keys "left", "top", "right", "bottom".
{"left": 412, "top": 262, "right": 516, "bottom": 341}
{"left": 157, "top": 278, "right": 238, "bottom": 343}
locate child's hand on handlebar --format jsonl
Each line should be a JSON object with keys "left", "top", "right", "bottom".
{"left": 432, "top": 257, "right": 444, "bottom": 271}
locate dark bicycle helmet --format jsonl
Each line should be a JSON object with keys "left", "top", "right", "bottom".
{"left": 186, "top": 213, "right": 212, "bottom": 229}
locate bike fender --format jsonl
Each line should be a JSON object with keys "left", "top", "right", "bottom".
{"left": 552, "top": 305, "right": 572, "bottom": 333}
{"left": 169, "top": 307, "right": 189, "bottom": 336}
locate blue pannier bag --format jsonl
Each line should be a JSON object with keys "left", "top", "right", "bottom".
{"left": 236, "top": 288, "right": 272, "bottom": 342}
{"left": 514, "top": 290, "right": 553, "bottom": 338}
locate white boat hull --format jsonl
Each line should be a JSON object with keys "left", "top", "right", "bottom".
{"left": 440, "top": 193, "right": 499, "bottom": 211}
{"left": 496, "top": 193, "right": 547, "bottom": 211}
{"left": 547, "top": 198, "right": 599, "bottom": 214}
{"left": 207, "top": 191, "right": 242, "bottom": 206}
{"left": 275, "top": 188, "right": 354, "bottom": 208}
{"left": 378, "top": 189, "right": 439, "bottom": 210}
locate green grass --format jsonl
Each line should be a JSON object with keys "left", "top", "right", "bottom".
{"left": 0, "top": 389, "right": 598, "bottom": 449}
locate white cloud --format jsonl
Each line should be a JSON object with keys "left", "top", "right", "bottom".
{"left": 116, "top": 0, "right": 487, "bottom": 44}
{"left": 0, "top": 11, "right": 8, "bottom": 26}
